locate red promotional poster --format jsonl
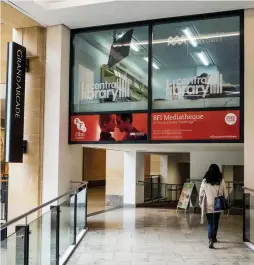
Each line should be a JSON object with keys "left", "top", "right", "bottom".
{"left": 152, "top": 110, "right": 240, "bottom": 141}
{"left": 71, "top": 113, "right": 148, "bottom": 142}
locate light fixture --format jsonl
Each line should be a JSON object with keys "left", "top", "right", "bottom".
{"left": 197, "top": 52, "right": 209, "bottom": 66}
{"left": 144, "top": 57, "right": 160, "bottom": 69}
{"left": 182, "top": 27, "right": 198, "bottom": 47}
{"left": 113, "top": 31, "right": 240, "bottom": 47}
{"left": 152, "top": 62, "right": 160, "bottom": 70}
{"left": 130, "top": 42, "right": 139, "bottom": 52}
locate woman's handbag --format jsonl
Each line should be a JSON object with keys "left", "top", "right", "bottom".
{"left": 214, "top": 182, "right": 229, "bottom": 211}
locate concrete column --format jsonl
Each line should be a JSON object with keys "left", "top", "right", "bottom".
{"left": 150, "top": 154, "right": 160, "bottom": 175}
{"left": 8, "top": 27, "right": 46, "bottom": 222}
{"left": 144, "top": 154, "right": 151, "bottom": 176}
{"left": 160, "top": 155, "right": 168, "bottom": 183}
{"left": 124, "top": 151, "right": 144, "bottom": 206}
{"left": 244, "top": 9, "right": 254, "bottom": 244}
{"left": 42, "top": 25, "right": 82, "bottom": 205}
{"left": 105, "top": 150, "right": 124, "bottom": 206}
{"left": 245, "top": 9, "right": 254, "bottom": 192}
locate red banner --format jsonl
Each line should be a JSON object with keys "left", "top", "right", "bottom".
{"left": 71, "top": 113, "right": 147, "bottom": 142}
{"left": 152, "top": 110, "right": 240, "bottom": 141}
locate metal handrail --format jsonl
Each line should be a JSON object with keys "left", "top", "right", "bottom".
{"left": 187, "top": 179, "right": 244, "bottom": 185}
{"left": 70, "top": 180, "right": 87, "bottom": 184}
{"left": 1, "top": 181, "right": 88, "bottom": 230}
{"left": 243, "top": 187, "right": 254, "bottom": 192}
{"left": 138, "top": 180, "right": 182, "bottom": 186}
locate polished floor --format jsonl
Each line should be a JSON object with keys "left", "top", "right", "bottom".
{"left": 67, "top": 208, "right": 254, "bottom": 265}
{"left": 87, "top": 188, "right": 117, "bottom": 215}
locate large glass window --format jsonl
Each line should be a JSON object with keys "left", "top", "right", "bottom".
{"left": 71, "top": 26, "right": 149, "bottom": 113}
{"left": 152, "top": 16, "right": 240, "bottom": 110}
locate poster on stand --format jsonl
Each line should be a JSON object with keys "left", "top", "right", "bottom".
{"left": 177, "top": 183, "right": 195, "bottom": 210}
{"left": 70, "top": 113, "right": 148, "bottom": 142}
{"left": 152, "top": 110, "right": 240, "bottom": 141}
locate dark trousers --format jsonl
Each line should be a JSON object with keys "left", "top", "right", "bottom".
{"left": 206, "top": 212, "right": 221, "bottom": 240}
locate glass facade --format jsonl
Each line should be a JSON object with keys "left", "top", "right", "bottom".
{"left": 70, "top": 11, "right": 243, "bottom": 143}
{"left": 152, "top": 16, "right": 240, "bottom": 110}
{"left": 71, "top": 26, "right": 149, "bottom": 113}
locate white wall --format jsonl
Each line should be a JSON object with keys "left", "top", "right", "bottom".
{"left": 124, "top": 151, "right": 144, "bottom": 205}
{"left": 167, "top": 156, "right": 181, "bottom": 184}
{"left": 222, "top": 165, "right": 234, "bottom": 182}
{"left": 136, "top": 152, "right": 145, "bottom": 204}
{"left": 160, "top": 155, "right": 168, "bottom": 183}
{"left": 160, "top": 153, "right": 190, "bottom": 184}
{"left": 43, "top": 25, "right": 83, "bottom": 205}
{"left": 190, "top": 151, "right": 243, "bottom": 180}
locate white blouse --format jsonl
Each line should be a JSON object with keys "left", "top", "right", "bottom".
{"left": 199, "top": 179, "right": 228, "bottom": 213}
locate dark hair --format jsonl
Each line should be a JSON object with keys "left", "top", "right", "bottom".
{"left": 99, "top": 114, "right": 113, "bottom": 128}
{"left": 117, "top": 113, "right": 133, "bottom": 123}
{"left": 204, "top": 164, "right": 222, "bottom": 185}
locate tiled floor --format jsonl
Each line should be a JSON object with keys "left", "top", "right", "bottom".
{"left": 67, "top": 208, "right": 254, "bottom": 265}
{"left": 87, "top": 188, "right": 116, "bottom": 215}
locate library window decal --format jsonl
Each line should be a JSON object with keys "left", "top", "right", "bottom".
{"left": 70, "top": 13, "right": 242, "bottom": 143}
{"left": 152, "top": 15, "right": 240, "bottom": 110}
{"left": 71, "top": 26, "right": 149, "bottom": 113}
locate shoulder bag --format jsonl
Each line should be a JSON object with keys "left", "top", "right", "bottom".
{"left": 214, "top": 181, "right": 229, "bottom": 211}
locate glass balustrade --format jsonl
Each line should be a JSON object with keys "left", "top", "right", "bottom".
{"left": 0, "top": 183, "right": 88, "bottom": 265}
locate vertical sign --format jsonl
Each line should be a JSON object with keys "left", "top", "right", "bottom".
{"left": 4, "top": 42, "right": 26, "bottom": 163}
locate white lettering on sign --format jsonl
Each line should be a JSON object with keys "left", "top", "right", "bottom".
{"left": 225, "top": 113, "right": 237, "bottom": 125}
{"left": 166, "top": 73, "right": 223, "bottom": 99}
{"left": 153, "top": 113, "right": 204, "bottom": 121}
{"left": 15, "top": 49, "right": 23, "bottom": 118}
{"left": 80, "top": 78, "right": 130, "bottom": 102}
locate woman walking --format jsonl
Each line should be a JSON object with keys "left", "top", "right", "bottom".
{"left": 199, "top": 164, "right": 228, "bottom": 249}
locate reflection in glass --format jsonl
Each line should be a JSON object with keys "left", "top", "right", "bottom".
{"left": 59, "top": 196, "right": 75, "bottom": 258}
{"left": 72, "top": 26, "right": 149, "bottom": 112}
{"left": 0, "top": 227, "right": 24, "bottom": 265}
{"left": 28, "top": 209, "right": 52, "bottom": 265}
{"left": 152, "top": 16, "right": 241, "bottom": 110}
{"left": 244, "top": 193, "right": 254, "bottom": 245}
{"left": 76, "top": 188, "right": 87, "bottom": 234}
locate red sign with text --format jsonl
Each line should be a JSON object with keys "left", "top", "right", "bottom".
{"left": 71, "top": 113, "right": 148, "bottom": 142}
{"left": 152, "top": 110, "right": 240, "bottom": 141}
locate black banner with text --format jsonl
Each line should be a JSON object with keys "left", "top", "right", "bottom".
{"left": 5, "top": 42, "right": 26, "bottom": 163}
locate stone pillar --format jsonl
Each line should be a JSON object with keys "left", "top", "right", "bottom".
{"left": 150, "top": 154, "right": 160, "bottom": 175}
{"left": 190, "top": 151, "right": 244, "bottom": 180}
{"left": 123, "top": 151, "right": 144, "bottom": 206}
{"left": 160, "top": 155, "right": 168, "bottom": 183}
{"left": 144, "top": 154, "right": 151, "bottom": 176}
{"left": 42, "top": 25, "right": 83, "bottom": 206}
{"left": 244, "top": 9, "right": 254, "bottom": 192}
{"left": 244, "top": 9, "right": 254, "bottom": 245}
{"left": 8, "top": 27, "right": 46, "bottom": 221}
{"left": 105, "top": 150, "right": 124, "bottom": 206}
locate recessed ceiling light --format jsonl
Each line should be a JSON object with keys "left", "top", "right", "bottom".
{"left": 144, "top": 57, "right": 160, "bottom": 69}
{"left": 197, "top": 52, "right": 209, "bottom": 66}
{"left": 182, "top": 27, "right": 198, "bottom": 47}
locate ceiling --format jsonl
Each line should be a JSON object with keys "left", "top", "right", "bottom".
{"left": 0, "top": 1, "right": 40, "bottom": 28}
{"left": 82, "top": 143, "right": 244, "bottom": 153}
{"left": 4, "top": 1, "right": 254, "bottom": 29}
